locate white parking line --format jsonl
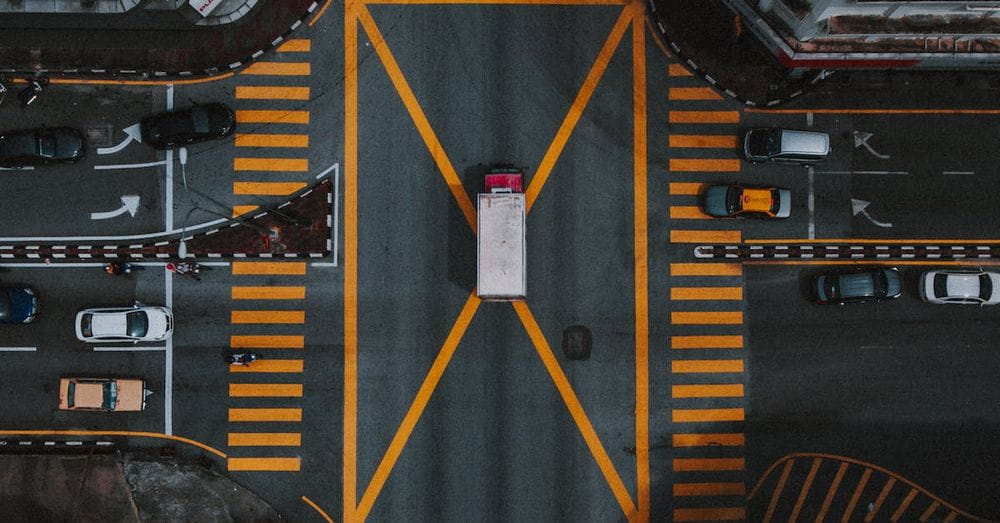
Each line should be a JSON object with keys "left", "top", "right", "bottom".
{"left": 0, "top": 347, "right": 37, "bottom": 352}
{"left": 92, "top": 346, "right": 166, "bottom": 352}
{"left": 93, "top": 160, "right": 168, "bottom": 171}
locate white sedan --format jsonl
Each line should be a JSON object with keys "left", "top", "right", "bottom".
{"left": 75, "top": 305, "right": 173, "bottom": 342}
{"left": 918, "top": 270, "right": 1000, "bottom": 305}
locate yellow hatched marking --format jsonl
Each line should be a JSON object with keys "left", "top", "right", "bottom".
{"left": 673, "top": 408, "right": 745, "bottom": 422}
{"left": 843, "top": 469, "right": 873, "bottom": 522}
{"left": 232, "top": 261, "right": 306, "bottom": 275}
{"left": 891, "top": 488, "right": 919, "bottom": 522}
{"left": 231, "top": 310, "right": 305, "bottom": 324}
{"left": 229, "top": 383, "right": 303, "bottom": 397}
{"left": 671, "top": 287, "right": 743, "bottom": 300}
{"left": 817, "top": 462, "right": 849, "bottom": 521}
{"left": 672, "top": 359, "right": 744, "bottom": 373}
{"left": 235, "top": 134, "right": 309, "bottom": 148}
{"left": 233, "top": 182, "right": 307, "bottom": 195}
{"left": 229, "top": 359, "right": 304, "bottom": 373}
{"left": 674, "top": 458, "right": 745, "bottom": 471}
{"left": 864, "top": 478, "right": 896, "bottom": 522}
{"left": 232, "top": 205, "right": 259, "bottom": 217}
{"left": 791, "top": 458, "right": 824, "bottom": 521}
{"left": 669, "top": 110, "right": 740, "bottom": 124}
{"left": 671, "top": 230, "right": 742, "bottom": 243}
{"left": 241, "top": 62, "right": 311, "bottom": 76}
{"left": 671, "top": 311, "right": 743, "bottom": 325}
{"left": 234, "top": 157, "right": 309, "bottom": 172}
{"left": 672, "top": 433, "right": 744, "bottom": 447}
{"left": 232, "top": 286, "right": 306, "bottom": 300}
{"left": 766, "top": 460, "right": 796, "bottom": 522}
{"left": 669, "top": 87, "right": 722, "bottom": 100}
{"left": 674, "top": 508, "right": 745, "bottom": 521}
{"left": 235, "top": 86, "right": 311, "bottom": 100}
{"left": 671, "top": 335, "right": 744, "bottom": 349}
{"left": 277, "top": 39, "right": 311, "bottom": 52}
{"left": 228, "top": 432, "right": 302, "bottom": 446}
{"left": 674, "top": 482, "right": 746, "bottom": 496}
{"left": 671, "top": 384, "right": 744, "bottom": 398}
{"left": 919, "top": 501, "right": 940, "bottom": 522}
{"left": 670, "top": 206, "right": 710, "bottom": 219}
{"left": 235, "top": 110, "right": 310, "bottom": 124}
{"left": 670, "top": 135, "right": 737, "bottom": 148}
{"left": 668, "top": 63, "right": 693, "bottom": 76}
{"left": 227, "top": 457, "right": 300, "bottom": 471}
{"left": 668, "top": 182, "right": 705, "bottom": 195}
{"left": 670, "top": 262, "right": 741, "bottom": 276}
{"left": 230, "top": 335, "right": 304, "bottom": 348}
{"left": 669, "top": 158, "right": 741, "bottom": 172}
{"left": 228, "top": 408, "right": 302, "bottom": 422}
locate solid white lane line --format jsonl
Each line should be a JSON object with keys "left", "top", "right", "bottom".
{"left": 813, "top": 171, "right": 908, "bottom": 175}
{"left": 0, "top": 347, "right": 37, "bottom": 352}
{"left": 93, "top": 160, "right": 167, "bottom": 170}
{"left": 164, "top": 267, "right": 173, "bottom": 435}
{"left": 92, "top": 346, "right": 166, "bottom": 352}
{"left": 807, "top": 166, "right": 815, "bottom": 240}
{"left": 315, "top": 162, "right": 338, "bottom": 179}
{"left": 310, "top": 262, "right": 337, "bottom": 267}
{"left": 165, "top": 84, "right": 174, "bottom": 234}
{"left": 333, "top": 162, "right": 339, "bottom": 267}
{"left": 942, "top": 171, "right": 974, "bottom": 175}
{"left": 0, "top": 216, "right": 228, "bottom": 242}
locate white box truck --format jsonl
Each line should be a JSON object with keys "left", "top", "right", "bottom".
{"left": 477, "top": 168, "right": 526, "bottom": 301}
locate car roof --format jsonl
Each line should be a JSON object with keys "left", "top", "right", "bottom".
{"left": 780, "top": 129, "right": 830, "bottom": 154}
{"left": 740, "top": 188, "right": 774, "bottom": 213}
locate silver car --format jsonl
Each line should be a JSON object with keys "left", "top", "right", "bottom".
{"left": 918, "top": 270, "right": 1000, "bottom": 305}
{"left": 742, "top": 128, "right": 830, "bottom": 163}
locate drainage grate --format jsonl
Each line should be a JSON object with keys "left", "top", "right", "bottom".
{"left": 86, "top": 125, "right": 113, "bottom": 147}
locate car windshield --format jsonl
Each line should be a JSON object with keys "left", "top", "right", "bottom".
{"left": 125, "top": 311, "right": 148, "bottom": 338}
{"left": 768, "top": 189, "right": 780, "bottom": 214}
{"left": 726, "top": 186, "right": 742, "bottom": 214}
{"left": 37, "top": 134, "right": 55, "bottom": 158}
{"left": 980, "top": 274, "right": 992, "bottom": 300}
{"left": 79, "top": 313, "right": 93, "bottom": 337}
{"left": 152, "top": 113, "right": 193, "bottom": 139}
{"left": 934, "top": 274, "right": 949, "bottom": 298}
{"left": 0, "top": 291, "right": 10, "bottom": 320}
{"left": 763, "top": 129, "right": 781, "bottom": 155}
{"left": 872, "top": 271, "right": 887, "bottom": 296}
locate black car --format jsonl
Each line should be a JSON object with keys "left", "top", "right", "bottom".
{"left": 814, "top": 267, "right": 902, "bottom": 305}
{"left": 140, "top": 103, "right": 236, "bottom": 149}
{"left": 0, "top": 127, "right": 85, "bottom": 167}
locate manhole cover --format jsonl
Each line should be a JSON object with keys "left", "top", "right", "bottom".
{"left": 86, "top": 125, "right": 113, "bottom": 147}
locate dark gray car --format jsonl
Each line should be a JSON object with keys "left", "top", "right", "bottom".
{"left": 0, "top": 127, "right": 85, "bottom": 167}
{"left": 814, "top": 267, "right": 902, "bottom": 305}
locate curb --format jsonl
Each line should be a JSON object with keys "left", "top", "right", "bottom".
{"left": 0, "top": 1, "right": 321, "bottom": 81}
{"left": 645, "top": 0, "right": 826, "bottom": 107}
{"left": 694, "top": 244, "right": 999, "bottom": 260}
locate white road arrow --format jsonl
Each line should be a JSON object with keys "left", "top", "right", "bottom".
{"left": 97, "top": 124, "right": 142, "bottom": 155}
{"left": 90, "top": 195, "right": 141, "bottom": 220}
{"left": 851, "top": 198, "right": 892, "bottom": 228}
{"left": 852, "top": 131, "right": 891, "bottom": 159}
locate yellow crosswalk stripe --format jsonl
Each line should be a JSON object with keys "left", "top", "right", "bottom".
{"left": 231, "top": 262, "right": 307, "bottom": 275}
{"left": 674, "top": 457, "right": 745, "bottom": 471}
{"left": 233, "top": 181, "right": 307, "bottom": 195}
{"left": 674, "top": 508, "right": 746, "bottom": 521}
{"left": 671, "top": 384, "right": 744, "bottom": 398}
{"left": 231, "top": 310, "right": 305, "bottom": 324}
{"left": 669, "top": 206, "right": 710, "bottom": 219}
{"left": 671, "top": 311, "right": 743, "bottom": 324}
{"left": 669, "top": 158, "right": 741, "bottom": 172}
{"left": 669, "top": 135, "right": 737, "bottom": 148}
{"left": 228, "top": 432, "right": 301, "bottom": 446}
{"left": 227, "top": 457, "right": 301, "bottom": 471}
{"left": 233, "top": 157, "right": 309, "bottom": 172}
{"left": 235, "top": 86, "right": 311, "bottom": 100}
{"left": 277, "top": 39, "right": 311, "bottom": 52}
{"left": 671, "top": 359, "right": 744, "bottom": 373}
{"left": 231, "top": 286, "right": 306, "bottom": 300}
{"left": 668, "top": 63, "right": 693, "bottom": 77}
{"left": 235, "top": 110, "right": 309, "bottom": 124}
{"left": 673, "top": 408, "right": 745, "bottom": 422}
{"left": 673, "top": 482, "right": 746, "bottom": 496}
{"left": 670, "top": 230, "right": 742, "bottom": 243}
{"left": 668, "top": 182, "right": 705, "bottom": 195}
{"left": 229, "top": 383, "right": 303, "bottom": 397}
{"left": 671, "top": 335, "right": 744, "bottom": 349}
{"left": 232, "top": 205, "right": 259, "bottom": 217}
{"left": 670, "top": 263, "right": 741, "bottom": 276}
{"left": 669, "top": 110, "right": 740, "bottom": 124}
{"left": 235, "top": 133, "right": 309, "bottom": 148}
{"left": 672, "top": 433, "right": 745, "bottom": 447}
{"left": 669, "top": 87, "right": 722, "bottom": 100}
{"left": 670, "top": 287, "right": 743, "bottom": 300}
{"left": 229, "top": 359, "right": 304, "bottom": 373}
{"left": 230, "top": 335, "right": 304, "bottom": 348}
{"left": 228, "top": 408, "right": 302, "bottom": 422}
{"left": 241, "top": 62, "right": 311, "bottom": 76}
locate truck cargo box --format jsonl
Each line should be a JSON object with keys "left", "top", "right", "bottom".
{"left": 477, "top": 192, "right": 526, "bottom": 301}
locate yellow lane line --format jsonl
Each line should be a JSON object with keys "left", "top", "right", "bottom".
{"left": 865, "top": 478, "right": 896, "bottom": 522}
{"left": 670, "top": 262, "right": 741, "bottom": 276}
{"left": 234, "top": 157, "right": 309, "bottom": 172}
{"left": 747, "top": 108, "right": 1000, "bottom": 114}
{"left": 669, "top": 206, "right": 711, "bottom": 219}
{"left": 229, "top": 359, "right": 304, "bottom": 373}
{"left": 235, "top": 133, "right": 310, "bottom": 148}
{"left": 228, "top": 432, "right": 302, "bottom": 446}
{"left": 672, "top": 359, "right": 744, "bottom": 373}
{"left": 843, "top": 469, "right": 873, "bottom": 522}
{"left": 229, "top": 408, "right": 302, "bottom": 422}
{"left": 631, "top": 6, "right": 649, "bottom": 519}
{"left": 229, "top": 383, "right": 303, "bottom": 397}
{"left": 671, "top": 384, "right": 744, "bottom": 398}
{"left": 232, "top": 261, "right": 307, "bottom": 275}
{"left": 514, "top": 301, "right": 637, "bottom": 518}
{"left": 669, "top": 158, "right": 741, "bottom": 172}
{"left": 344, "top": 1, "right": 360, "bottom": 518}
{"left": 765, "top": 460, "right": 795, "bottom": 522}
{"left": 669, "top": 110, "right": 740, "bottom": 124}
{"left": 892, "top": 488, "right": 919, "bottom": 522}
{"left": 673, "top": 408, "right": 744, "bottom": 422}
{"left": 231, "top": 310, "right": 306, "bottom": 324}
{"left": 674, "top": 508, "right": 746, "bottom": 522}
{"left": 671, "top": 335, "right": 743, "bottom": 349}
{"left": 673, "top": 458, "right": 745, "bottom": 472}
{"left": 525, "top": 7, "right": 631, "bottom": 213}
{"left": 668, "top": 63, "right": 693, "bottom": 76}
{"left": 309, "top": 0, "right": 334, "bottom": 26}
{"left": 278, "top": 39, "right": 312, "bottom": 52}
{"left": 790, "top": 458, "right": 823, "bottom": 521}
{"left": 233, "top": 181, "right": 307, "bottom": 195}
{"left": 671, "top": 286, "right": 743, "bottom": 300}
{"left": 356, "top": 293, "right": 481, "bottom": 521}
{"left": 671, "top": 230, "right": 742, "bottom": 243}
{"left": 673, "top": 482, "right": 746, "bottom": 496}
{"left": 230, "top": 335, "right": 304, "bottom": 348}
{"left": 671, "top": 311, "right": 743, "bottom": 325}
{"left": 48, "top": 72, "right": 234, "bottom": 86}
{"left": 241, "top": 62, "right": 312, "bottom": 76}
{"left": 232, "top": 205, "right": 259, "bottom": 217}
{"left": 232, "top": 286, "right": 306, "bottom": 300}
{"left": 301, "top": 495, "right": 335, "bottom": 523}
{"left": 817, "top": 462, "right": 849, "bottom": 522}
{"left": 670, "top": 134, "right": 737, "bottom": 149}
{"left": 357, "top": 6, "right": 476, "bottom": 232}
{"left": 669, "top": 87, "right": 722, "bottom": 100}
{"left": 668, "top": 182, "right": 705, "bottom": 195}
{"left": 236, "top": 109, "right": 310, "bottom": 124}
{"left": 236, "top": 86, "right": 311, "bottom": 100}
{"left": 0, "top": 430, "right": 226, "bottom": 459}
{"left": 228, "top": 457, "right": 301, "bottom": 471}
{"left": 672, "top": 433, "right": 744, "bottom": 447}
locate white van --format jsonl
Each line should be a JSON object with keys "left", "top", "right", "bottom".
{"left": 742, "top": 128, "right": 830, "bottom": 163}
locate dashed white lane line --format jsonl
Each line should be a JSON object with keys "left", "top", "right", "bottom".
{"left": 807, "top": 166, "right": 815, "bottom": 240}
{"left": 0, "top": 347, "right": 36, "bottom": 352}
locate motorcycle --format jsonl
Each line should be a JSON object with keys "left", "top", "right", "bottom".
{"left": 166, "top": 261, "right": 201, "bottom": 280}
{"left": 105, "top": 261, "right": 131, "bottom": 276}
{"left": 225, "top": 351, "right": 259, "bottom": 366}
{"left": 18, "top": 75, "right": 47, "bottom": 107}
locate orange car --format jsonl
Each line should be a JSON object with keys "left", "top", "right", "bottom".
{"left": 58, "top": 377, "right": 147, "bottom": 412}
{"left": 701, "top": 184, "right": 791, "bottom": 219}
